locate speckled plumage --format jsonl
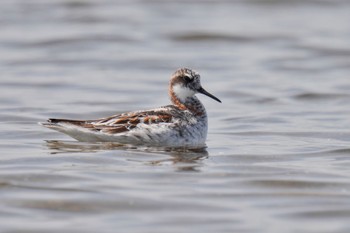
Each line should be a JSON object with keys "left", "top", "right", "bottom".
{"left": 40, "top": 68, "right": 221, "bottom": 147}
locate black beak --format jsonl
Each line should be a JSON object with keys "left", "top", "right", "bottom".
{"left": 198, "top": 87, "right": 221, "bottom": 103}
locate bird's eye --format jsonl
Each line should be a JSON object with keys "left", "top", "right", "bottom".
{"left": 184, "top": 76, "right": 192, "bottom": 82}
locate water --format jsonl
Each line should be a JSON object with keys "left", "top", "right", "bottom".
{"left": 1, "top": 0, "right": 350, "bottom": 232}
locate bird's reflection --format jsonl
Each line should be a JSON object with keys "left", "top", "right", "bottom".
{"left": 44, "top": 140, "right": 208, "bottom": 169}
{"left": 146, "top": 146, "right": 208, "bottom": 172}
{"left": 45, "top": 140, "right": 128, "bottom": 154}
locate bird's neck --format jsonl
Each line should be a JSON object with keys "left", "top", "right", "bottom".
{"left": 169, "top": 89, "right": 206, "bottom": 117}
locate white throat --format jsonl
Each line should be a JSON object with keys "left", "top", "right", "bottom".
{"left": 172, "top": 84, "right": 196, "bottom": 102}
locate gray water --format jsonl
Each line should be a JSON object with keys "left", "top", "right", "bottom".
{"left": 1, "top": 0, "right": 350, "bottom": 232}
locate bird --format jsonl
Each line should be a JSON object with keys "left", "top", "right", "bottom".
{"left": 40, "top": 68, "right": 221, "bottom": 147}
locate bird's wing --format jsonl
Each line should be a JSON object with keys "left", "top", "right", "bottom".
{"left": 46, "top": 108, "right": 174, "bottom": 135}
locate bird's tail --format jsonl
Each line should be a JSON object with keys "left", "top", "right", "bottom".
{"left": 39, "top": 118, "right": 100, "bottom": 142}
{"left": 40, "top": 118, "right": 88, "bottom": 127}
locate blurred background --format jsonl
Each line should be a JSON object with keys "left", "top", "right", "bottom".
{"left": 1, "top": 0, "right": 350, "bottom": 232}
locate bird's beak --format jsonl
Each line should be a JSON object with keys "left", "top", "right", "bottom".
{"left": 198, "top": 87, "right": 221, "bottom": 103}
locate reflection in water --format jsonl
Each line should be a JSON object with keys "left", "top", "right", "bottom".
{"left": 45, "top": 140, "right": 130, "bottom": 154}
{"left": 44, "top": 140, "right": 208, "bottom": 169}
{"left": 146, "top": 146, "right": 208, "bottom": 172}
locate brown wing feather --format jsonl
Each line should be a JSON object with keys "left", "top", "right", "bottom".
{"left": 95, "top": 111, "right": 173, "bottom": 134}
{"left": 98, "top": 125, "right": 136, "bottom": 134}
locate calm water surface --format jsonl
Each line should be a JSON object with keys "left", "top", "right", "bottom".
{"left": 1, "top": 0, "right": 350, "bottom": 232}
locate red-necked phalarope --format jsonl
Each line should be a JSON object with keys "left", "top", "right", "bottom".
{"left": 40, "top": 68, "right": 221, "bottom": 147}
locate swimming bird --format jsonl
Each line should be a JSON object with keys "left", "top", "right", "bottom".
{"left": 40, "top": 68, "right": 221, "bottom": 147}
